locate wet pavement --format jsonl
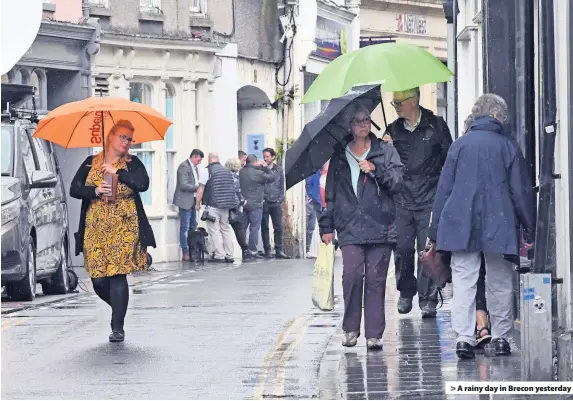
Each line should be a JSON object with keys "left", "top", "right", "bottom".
{"left": 319, "top": 260, "right": 568, "bottom": 400}
{"left": 2, "top": 256, "right": 568, "bottom": 399}
{"left": 1, "top": 258, "right": 339, "bottom": 399}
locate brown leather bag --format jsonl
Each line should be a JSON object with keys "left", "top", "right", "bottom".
{"left": 420, "top": 243, "right": 452, "bottom": 288}
{"left": 102, "top": 172, "right": 119, "bottom": 202}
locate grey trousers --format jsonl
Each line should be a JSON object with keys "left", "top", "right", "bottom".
{"left": 341, "top": 244, "right": 393, "bottom": 339}
{"left": 451, "top": 251, "right": 515, "bottom": 346}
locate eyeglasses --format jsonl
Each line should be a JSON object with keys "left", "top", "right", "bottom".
{"left": 390, "top": 96, "right": 414, "bottom": 107}
{"left": 117, "top": 134, "right": 133, "bottom": 144}
{"left": 351, "top": 117, "right": 372, "bottom": 126}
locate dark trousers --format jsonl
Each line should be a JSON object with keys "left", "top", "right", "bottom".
{"left": 341, "top": 244, "right": 393, "bottom": 339}
{"left": 231, "top": 213, "right": 249, "bottom": 252}
{"left": 394, "top": 205, "right": 438, "bottom": 306}
{"left": 261, "top": 201, "right": 283, "bottom": 253}
{"left": 476, "top": 253, "right": 487, "bottom": 311}
{"left": 91, "top": 274, "right": 129, "bottom": 333}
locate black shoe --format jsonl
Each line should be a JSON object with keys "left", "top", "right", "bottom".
{"left": 209, "top": 257, "right": 225, "bottom": 263}
{"left": 397, "top": 296, "right": 413, "bottom": 314}
{"left": 225, "top": 257, "right": 234, "bottom": 263}
{"left": 421, "top": 303, "right": 437, "bottom": 318}
{"left": 484, "top": 338, "right": 511, "bottom": 357}
{"left": 456, "top": 341, "right": 475, "bottom": 359}
{"left": 242, "top": 250, "right": 252, "bottom": 260}
{"left": 263, "top": 252, "right": 273, "bottom": 259}
{"left": 109, "top": 331, "right": 125, "bottom": 343}
{"left": 275, "top": 252, "right": 291, "bottom": 259}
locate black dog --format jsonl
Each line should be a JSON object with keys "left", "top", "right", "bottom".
{"left": 187, "top": 227, "right": 208, "bottom": 263}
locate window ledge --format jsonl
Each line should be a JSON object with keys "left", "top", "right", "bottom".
{"left": 139, "top": 10, "right": 165, "bottom": 22}
{"left": 190, "top": 16, "right": 213, "bottom": 28}
{"left": 43, "top": 2, "right": 56, "bottom": 12}
{"left": 457, "top": 25, "right": 477, "bottom": 42}
{"left": 90, "top": 6, "right": 112, "bottom": 17}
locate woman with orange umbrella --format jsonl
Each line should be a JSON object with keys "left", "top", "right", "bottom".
{"left": 34, "top": 96, "right": 170, "bottom": 343}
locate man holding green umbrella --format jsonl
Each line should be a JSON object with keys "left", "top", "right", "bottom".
{"left": 383, "top": 87, "right": 452, "bottom": 318}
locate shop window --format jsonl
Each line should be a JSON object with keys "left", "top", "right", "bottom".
{"left": 129, "top": 82, "right": 154, "bottom": 205}
{"left": 165, "top": 84, "right": 176, "bottom": 205}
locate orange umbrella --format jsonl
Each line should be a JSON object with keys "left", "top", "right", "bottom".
{"left": 33, "top": 96, "right": 172, "bottom": 149}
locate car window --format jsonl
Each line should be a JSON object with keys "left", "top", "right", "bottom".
{"left": 1, "top": 125, "right": 13, "bottom": 176}
{"left": 32, "top": 136, "right": 55, "bottom": 173}
{"left": 20, "top": 128, "right": 38, "bottom": 181}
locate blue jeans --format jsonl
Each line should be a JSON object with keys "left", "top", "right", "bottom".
{"left": 245, "top": 207, "right": 263, "bottom": 253}
{"left": 179, "top": 205, "right": 197, "bottom": 251}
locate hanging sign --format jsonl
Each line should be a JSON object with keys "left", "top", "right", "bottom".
{"left": 396, "top": 13, "right": 427, "bottom": 35}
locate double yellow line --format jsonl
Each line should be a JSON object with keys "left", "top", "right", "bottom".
{"left": 253, "top": 314, "right": 315, "bottom": 399}
{"left": 1, "top": 317, "right": 30, "bottom": 331}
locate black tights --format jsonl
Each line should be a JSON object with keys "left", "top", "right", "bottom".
{"left": 91, "top": 274, "right": 129, "bottom": 333}
{"left": 476, "top": 253, "right": 487, "bottom": 312}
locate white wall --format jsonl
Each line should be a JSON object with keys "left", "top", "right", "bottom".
{"left": 212, "top": 44, "right": 239, "bottom": 163}
{"left": 553, "top": 0, "right": 572, "bottom": 330}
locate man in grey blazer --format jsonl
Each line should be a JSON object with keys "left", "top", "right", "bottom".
{"left": 173, "top": 149, "right": 205, "bottom": 261}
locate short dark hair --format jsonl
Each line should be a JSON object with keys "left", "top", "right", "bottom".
{"left": 238, "top": 150, "right": 247, "bottom": 158}
{"left": 263, "top": 148, "right": 276, "bottom": 158}
{"left": 246, "top": 154, "right": 258, "bottom": 165}
{"left": 190, "top": 149, "right": 204, "bottom": 158}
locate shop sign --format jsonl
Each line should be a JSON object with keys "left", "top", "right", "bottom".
{"left": 313, "top": 16, "right": 347, "bottom": 60}
{"left": 396, "top": 13, "right": 427, "bottom": 35}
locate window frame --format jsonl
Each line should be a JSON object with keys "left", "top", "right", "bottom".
{"left": 164, "top": 83, "right": 176, "bottom": 206}
{"left": 129, "top": 81, "right": 155, "bottom": 207}
{"left": 190, "top": 0, "right": 206, "bottom": 15}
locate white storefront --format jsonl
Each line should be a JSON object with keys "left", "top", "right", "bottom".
{"left": 289, "top": 0, "right": 360, "bottom": 256}
{"left": 91, "top": 33, "right": 220, "bottom": 263}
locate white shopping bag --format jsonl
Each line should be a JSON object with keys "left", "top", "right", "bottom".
{"left": 312, "top": 243, "right": 335, "bottom": 311}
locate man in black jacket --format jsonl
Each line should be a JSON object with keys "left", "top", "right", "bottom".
{"left": 383, "top": 87, "right": 452, "bottom": 318}
{"left": 239, "top": 154, "right": 275, "bottom": 257}
{"left": 261, "top": 148, "right": 290, "bottom": 259}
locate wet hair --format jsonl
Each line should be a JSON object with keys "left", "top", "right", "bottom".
{"left": 225, "top": 158, "right": 242, "bottom": 172}
{"left": 263, "top": 148, "right": 276, "bottom": 158}
{"left": 344, "top": 101, "right": 370, "bottom": 130}
{"left": 471, "top": 93, "right": 508, "bottom": 123}
{"left": 190, "top": 149, "right": 204, "bottom": 158}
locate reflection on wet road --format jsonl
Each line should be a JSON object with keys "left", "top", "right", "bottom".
{"left": 2, "top": 260, "right": 340, "bottom": 399}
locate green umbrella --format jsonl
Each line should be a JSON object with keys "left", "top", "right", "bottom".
{"left": 301, "top": 42, "right": 453, "bottom": 104}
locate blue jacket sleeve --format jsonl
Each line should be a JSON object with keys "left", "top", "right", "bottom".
{"left": 508, "top": 151, "right": 537, "bottom": 242}
{"left": 428, "top": 146, "right": 458, "bottom": 241}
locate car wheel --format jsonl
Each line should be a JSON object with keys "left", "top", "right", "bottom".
{"left": 43, "top": 243, "right": 70, "bottom": 295}
{"left": 7, "top": 238, "right": 36, "bottom": 301}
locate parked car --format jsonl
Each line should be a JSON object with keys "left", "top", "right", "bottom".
{"left": 1, "top": 84, "right": 70, "bottom": 301}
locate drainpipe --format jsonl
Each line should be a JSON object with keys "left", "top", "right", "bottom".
{"left": 82, "top": 0, "right": 90, "bottom": 18}
{"left": 521, "top": 0, "right": 558, "bottom": 382}
{"left": 443, "top": 0, "right": 458, "bottom": 138}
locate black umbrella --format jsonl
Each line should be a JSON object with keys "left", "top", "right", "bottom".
{"left": 285, "top": 85, "right": 382, "bottom": 190}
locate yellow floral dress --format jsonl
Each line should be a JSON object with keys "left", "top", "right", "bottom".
{"left": 84, "top": 153, "right": 148, "bottom": 278}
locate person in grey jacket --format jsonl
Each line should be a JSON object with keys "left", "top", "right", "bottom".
{"left": 173, "top": 149, "right": 204, "bottom": 261}
{"left": 261, "top": 148, "right": 290, "bottom": 259}
{"left": 239, "top": 154, "right": 275, "bottom": 257}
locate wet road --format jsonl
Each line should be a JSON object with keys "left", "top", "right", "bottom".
{"left": 2, "top": 259, "right": 340, "bottom": 400}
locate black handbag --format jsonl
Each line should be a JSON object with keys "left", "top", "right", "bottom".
{"left": 229, "top": 208, "right": 242, "bottom": 224}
